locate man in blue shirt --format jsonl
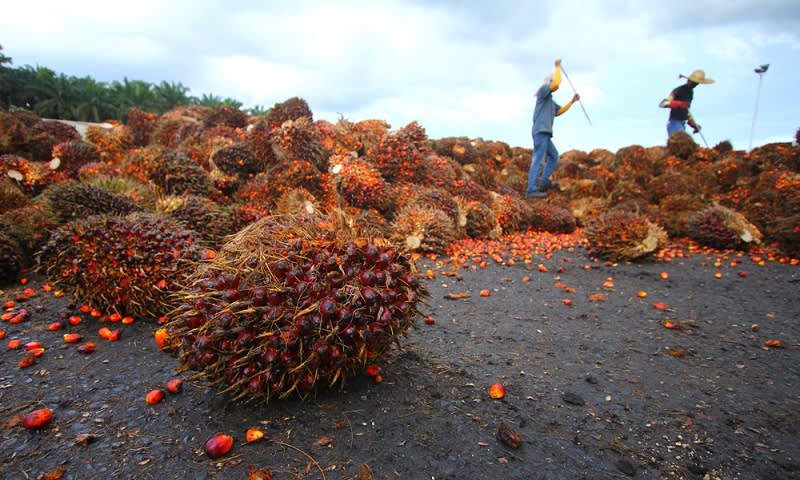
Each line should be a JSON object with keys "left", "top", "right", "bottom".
{"left": 659, "top": 69, "right": 714, "bottom": 137}
{"left": 527, "top": 59, "right": 579, "bottom": 198}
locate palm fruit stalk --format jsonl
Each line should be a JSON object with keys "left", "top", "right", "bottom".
{"left": 165, "top": 214, "right": 428, "bottom": 402}
{"left": 585, "top": 210, "right": 668, "bottom": 261}
{"left": 36, "top": 212, "right": 204, "bottom": 318}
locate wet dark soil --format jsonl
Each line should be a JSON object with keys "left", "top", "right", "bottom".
{"left": 1, "top": 243, "right": 799, "bottom": 480}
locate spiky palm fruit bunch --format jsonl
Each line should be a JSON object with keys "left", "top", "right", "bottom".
{"left": 657, "top": 194, "right": 710, "bottom": 237}
{"left": 645, "top": 145, "right": 669, "bottom": 165}
{"left": 417, "top": 154, "right": 463, "bottom": 191}
{"left": 25, "top": 120, "right": 82, "bottom": 161}
{"left": 328, "top": 154, "right": 391, "bottom": 212}
{"left": 316, "top": 118, "right": 359, "bottom": 156}
{"left": 489, "top": 193, "right": 527, "bottom": 234}
{"left": 265, "top": 97, "right": 313, "bottom": 131}
{"left": 0, "top": 230, "right": 23, "bottom": 284}
{"left": 245, "top": 118, "right": 279, "bottom": 167}
{"left": 432, "top": 137, "right": 477, "bottom": 165}
{"left": 770, "top": 215, "right": 800, "bottom": 259}
{"left": 36, "top": 212, "right": 204, "bottom": 317}
{"left": 205, "top": 105, "right": 249, "bottom": 129}
{"left": 477, "top": 140, "right": 514, "bottom": 171}
{"left": 51, "top": 140, "right": 102, "bottom": 177}
{"left": 208, "top": 167, "right": 242, "bottom": 196}
{"left": 0, "top": 178, "right": 29, "bottom": 214}
{"left": 711, "top": 153, "right": 753, "bottom": 192}
{"left": 274, "top": 187, "right": 320, "bottom": 217}
{"left": 367, "top": 121, "right": 430, "bottom": 183}
{"left": 85, "top": 123, "right": 134, "bottom": 164}
{"left": 446, "top": 178, "right": 493, "bottom": 206}
{"left": 688, "top": 147, "right": 720, "bottom": 164}
{"left": 78, "top": 162, "right": 121, "bottom": 181}
{"left": 748, "top": 142, "right": 799, "bottom": 172}
{"left": 164, "top": 214, "right": 427, "bottom": 401}
{"left": 157, "top": 194, "right": 238, "bottom": 246}
{"left": 0, "top": 154, "right": 61, "bottom": 196}
{"left": 87, "top": 175, "right": 157, "bottom": 210}
{"left": 126, "top": 108, "right": 159, "bottom": 146}
{"left": 390, "top": 205, "right": 458, "bottom": 253}
{"left": 151, "top": 119, "right": 202, "bottom": 149}
{"left": 44, "top": 181, "right": 143, "bottom": 224}
{"left": 270, "top": 117, "right": 330, "bottom": 172}
{"left": 667, "top": 131, "right": 698, "bottom": 160}
{"left": 180, "top": 125, "right": 244, "bottom": 168}
{"left": 1, "top": 203, "right": 56, "bottom": 258}
{"left": 465, "top": 162, "right": 499, "bottom": 190}
{"left": 741, "top": 170, "right": 800, "bottom": 244}
{"left": 462, "top": 199, "right": 501, "bottom": 239}
{"left": 552, "top": 149, "right": 590, "bottom": 180}
{"left": 685, "top": 205, "right": 762, "bottom": 250}
{"left": 646, "top": 169, "right": 700, "bottom": 202}
{"left": 118, "top": 145, "right": 164, "bottom": 183}
{"left": 235, "top": 173, "right": 276, "bottom": 207}
{"left": 210, "top": 142, "right": 262, "bottom": 178}
{"left": 585, "top": 211, "right": 668, "bottom": 261}
{"left": 150, "top": 151, "right": 214, "bottom": 196}
{"left": 713, "top": 140, "right": 733, "bottom": 155}
{"left": 0, "top": 110, "right": 32, "bottom": 155}
{"left": 229, "top": 202, "right": 272, "bottom": 231}
{"left": 336, "top": 207, "right": 392, "bottom": 239}
{"left": 522, "top": 202, "right": 577, "bottom": 234}
{"left": 396, "top": 185, "right": 461, "bottom": 226}
{"left": 267, "top": 159, "right": 324, "bottom": 199}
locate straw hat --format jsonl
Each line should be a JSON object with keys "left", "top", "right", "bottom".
{"left": 688, "top": 69, "right": 714, "bottom": 84}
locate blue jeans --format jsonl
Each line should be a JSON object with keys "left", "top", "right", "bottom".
{"left": 527, "top": 133, "right": 558, "bottom": 195}
{"left": 667, "top": 120, "right": 686, "bottom": 136}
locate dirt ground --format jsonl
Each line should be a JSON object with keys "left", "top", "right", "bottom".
{"left": 1, "top": 238, "right": 798, "bottom": 480}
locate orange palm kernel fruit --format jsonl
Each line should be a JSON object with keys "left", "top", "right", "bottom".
{"left": 204, "top": 433, "right": 234, "bottom": 459}
{"left": 245, "top": 428, "right": 265, "bottom": 443}
{"left": 63, "top": 333, "right": 82, "bottom": 343}
{"left": 165, "top": 379, "right": 183, "bottom": 394}
{"left": 22, "top": 408, "right": 53, "bottom": 429}
{"left": 488, "top": 383, "right": 506, "bottom": 399}
{"left": 145, "top": 389, "right": 165, "bottom": 405}
{"left": 76, "top": 342, "right": 96, "bottom": 354}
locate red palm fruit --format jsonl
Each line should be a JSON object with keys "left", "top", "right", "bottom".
{"left": 107, "top": 329, "right": 121, "bottom": 341}
{"left": 204, "top": 433, "right": 234, "bottom": 458}
{"left": 47, "top": 322, "right": 64, "bottom": 331}
{"left": 22, "top": 408, "right": 53, "bottom": 429}
{"left": 121, "top": 316, "right": 135, "bottom": 325}
{"left": 76, "top": 342, "right": 96, "bottom": 353}
{"left": 68, "top": 315, "right": 81, "bottom": 326}
{"left": 79, "top": 304, "right": 91, "bottom": 313}
{"left": 154, "top": 328, "right": 169, "bottom": 350}
{"left": 24, "top": 341, "right": 42, "bottom": 351}
{"left": 0, "top": 329, "right": 5, "bottom": 340}
{"left": 109, "top": 312, "right": 122, "bottom": 322}
{"left": 30, "top": 347, "right": 45, "bottom": 358}
{"left": 63, "top": 333, "right": 82, "bottom": 343}
{"left": 18, "top": 354, "right": 37, "bottom": 368}
{"left": 165, "top": 379, "right": 183, "bottom": 394}
{"left": 7, "top": 338, "right": 22, "bottom": 349}
{"left": 145, "top": 389, "right": 165, "bottom": 405}
{"left": 98, "top": 327, "right": 113, "bottom": 340}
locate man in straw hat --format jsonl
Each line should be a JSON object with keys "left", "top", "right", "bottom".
{"left": 526, "top": 58, "right": 580, "bottom": 199}
{"left": 659, "top": 69, "right": 714, "bottom": 137}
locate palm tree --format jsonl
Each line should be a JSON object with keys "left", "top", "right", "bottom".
{"left": 247, "top": 105, "right": 271, "bottom": 117}
{"left": 32, "top": 69, "right": 77, "bottom": 119}
{"left": 73, "top": 76, "right": 114, "bottom": 122}
{"left": 110, "top": 78, "right": 157, "bottom": 118}
{"left": 153, "top": 81, "right": 191, "bottom": 113}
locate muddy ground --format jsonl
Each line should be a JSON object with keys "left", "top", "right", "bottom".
{"left": 1, "top": 241, "right": 798, "bottom": 480}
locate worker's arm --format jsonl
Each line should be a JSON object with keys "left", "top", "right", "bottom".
{"left": 556, "top": 94, "right": 580, "bottom": 116}
{"left": 687, "top": 115, "right": 701, "bottom": 133}
{"left": 659, "top": 92, "right": 690, "bottom": 109}
{"left": 549, "top": 59, "right": 562, "bottom": 92}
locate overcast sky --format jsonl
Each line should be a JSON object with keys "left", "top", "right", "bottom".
{"left": 2, "top": 0, "right": 798, "bottom": 152}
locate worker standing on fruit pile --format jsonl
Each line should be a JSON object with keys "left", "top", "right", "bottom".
{"left": 659, "top": 69, "right": 714, "bottom": 137}
{"left": 526, "top": 58, "right": 580, "bottom": 199}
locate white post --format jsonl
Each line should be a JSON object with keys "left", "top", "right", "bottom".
{"left": 748, "top": 65, "right": 768, "bottom": 152}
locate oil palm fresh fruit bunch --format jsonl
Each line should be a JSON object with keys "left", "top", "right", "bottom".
{"left": 36, "top": 212, "right": 204, "bottom": 318}
{"left": 235, "top": 172, "right": 276, "bottom": 207}
{"left": 265, "top": 97, "right": 313, "bottom": 131}
{"left": 26, "top": 120, "right": 81, "bottom": 160}
{"left": 120, "top": 145, "right": 166, "bottom": 183}
{"left": 274, "top": 188, "right": 320, "bottom": 217}
{"left": 432, "top": 137, "right": 477, "bottom": 165}
{"left": 397, "top": 185, "right": 460, "bottom": 226}
{"left": 85, "top": 123, "right": 134, "bottom": 164}
{"left": 417, "top": 154, "right": 462, "bottom": 191}
{"left": 446, "top": 178, "right": 493, "bottom": 206}
{"left": 0, "top": 110, "right": 31, "bottom": 156}
{"left": 457, "top": 198, "right": 501, "bottom": 239}
{"left": 1, "top": 203, "right": 56, "bottom": 261}
{"left": 270, "top": 117, "right": 329, "bottom": 172}
{"left": 0, "top": 154, "right": 63, "bottom": 196}
{"left": 585, "top": 210, "right": 667, "bottom": 261}
{"left": 151, "top": 118, "right": 202, "bottom": 149}
{"left": 126, "top": 108, "right": 159, "bottom": 147}
{"left": 267, "top": 159, "right": 323, "bottom": 199}
{"left": 45, "top": 181, "right": 143, "bottom": 224}
{"left": 366, "top": 121, "right": 430, "bottom": 183}
{"left": 51, "top": 140, "right": 102, "bottom": 178}
{"left": 205, "top": 105, "right": 249, "bottom": 129}
{"left": 523, "top": 202, "right": 576, "bottom": 234}
{"left": 667, "top": 131, "right": 698, "bottom": 160}
{"left": 0, "top": 230, "right": 23, "bottom": 284}
{"left": 656, "top": 194, "right": 709, "bottom": 237}
{"left": 245, "top": 118, "right": 278, "bottom": 167}
{"left": 685, "top": 205, "right": 762, "bottom": 251}
{"left": 157, "top": 194, "right": 238, "bottom": 246}
{"left": 0, "top": 177, "right": 29, "bottom": 214}
{"left": 329, "top": 154, "right": 391, "bottom": 212}
{"left": 211, "top": 143, "right": 263, "bottom": 178}
{"left": 77, "top": 162, "right": 121, "bottom": 181}
{"left": 490, "top": 193, "right": 527, "bottom": 234}
{"left": 390, "top": 204, "right": 458, "bottom": 253}
{"left": 165, "top": 213, "right": 427, "bottom": 402}
{"left": 150, "top": 150, "right": 214, "bottom": 196}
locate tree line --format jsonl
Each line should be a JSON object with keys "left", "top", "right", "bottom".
{"left": 0, "top": 45, "right": 269, "bottom": 122}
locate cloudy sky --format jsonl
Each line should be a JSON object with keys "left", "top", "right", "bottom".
{"left": 2, "top": 0, "right": 798, "bottom": 153}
